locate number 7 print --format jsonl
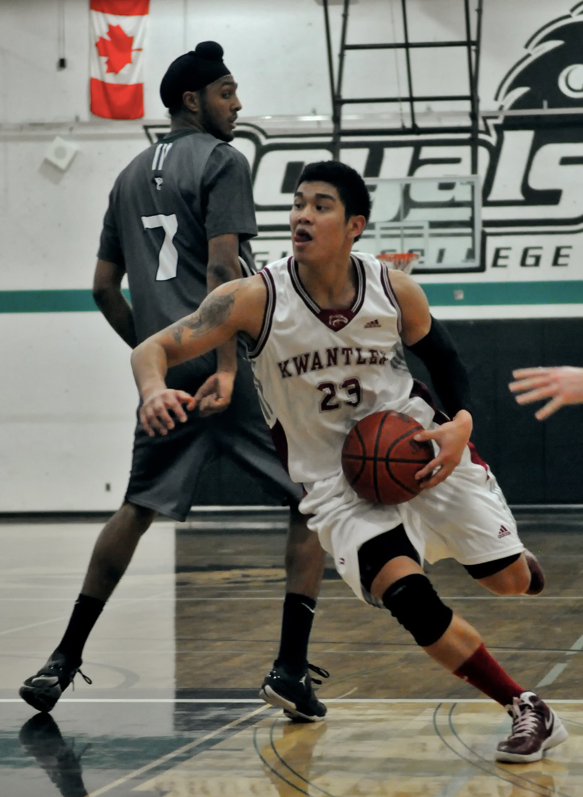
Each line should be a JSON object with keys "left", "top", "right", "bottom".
{"left": 141, "top": 214, "right": 178, "bottom": 281}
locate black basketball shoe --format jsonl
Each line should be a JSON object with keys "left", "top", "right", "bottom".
{"left": 19, "top": 713, "right": 90, "bottom": 797}
{"left": 19, "top": 650, "right": 91, "bottom": 713}
{"left": 259, "top": 663, "right": 329, "bottom": 722}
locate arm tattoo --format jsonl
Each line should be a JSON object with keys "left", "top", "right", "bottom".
{"left": 171, "top": 290, "right": 237, "bottom": 344}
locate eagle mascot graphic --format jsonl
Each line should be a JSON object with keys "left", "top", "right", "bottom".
{"left": 496, "top": 3, "right": 583, "bottom": 111}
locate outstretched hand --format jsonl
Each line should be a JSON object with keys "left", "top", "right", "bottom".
{"left": 192, "top": 372, "right": 235, "bottom": 417}
{"left": 509, "top": 366, "right": 583, "bottom": 420}
{"left": 413, "top": 410, "right": 473, "bottom": 490}
{"left": 139, "top": 389, "right": 195, "bottom": 437}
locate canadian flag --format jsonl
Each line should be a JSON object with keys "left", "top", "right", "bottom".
{"left": 90, "top": 0, "right": 150, "bottom": 119}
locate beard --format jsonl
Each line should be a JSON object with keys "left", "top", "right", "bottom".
{"left": 199, "top": 101, "right": 233, "bottom": 142}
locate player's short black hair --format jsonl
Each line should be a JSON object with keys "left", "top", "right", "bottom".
{"left": 295, "top": 161, "right": 371, "bottom": 226}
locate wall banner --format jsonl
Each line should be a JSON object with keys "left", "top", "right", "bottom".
{"left": 144, "top": 3, "right": 583, "bottom": 311}
{"left": 90, "top": 0, "right": 149, "bottom": 120}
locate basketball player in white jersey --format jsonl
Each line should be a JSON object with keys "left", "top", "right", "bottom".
{"left": 130, "top": 161, "right": 567, "bottom": 763}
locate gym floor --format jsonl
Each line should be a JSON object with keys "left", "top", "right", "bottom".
{"left": 1, "top": 510, "right": 582, "bottom": 796}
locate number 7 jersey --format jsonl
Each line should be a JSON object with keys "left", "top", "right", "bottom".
{"left": 249, "top": 252, "right": 436, "bottom": 486}
{"left": 97, "top": 129, "right": 257, "bottom": 344}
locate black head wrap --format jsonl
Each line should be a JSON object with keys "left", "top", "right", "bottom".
{"left": 160, "top": 41, "right": 231, "bottom": 110}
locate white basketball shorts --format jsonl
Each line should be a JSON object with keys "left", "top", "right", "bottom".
{"left": 301, "top": 444, "right": 524, "bottom": 603}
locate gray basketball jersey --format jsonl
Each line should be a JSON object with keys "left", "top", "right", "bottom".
{"left": 98, "top": 129, "right": 257, "bottom": 344}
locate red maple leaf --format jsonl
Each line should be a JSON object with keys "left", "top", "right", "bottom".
{"left": 96, "top": 24, "right": 139, "bottom": 74}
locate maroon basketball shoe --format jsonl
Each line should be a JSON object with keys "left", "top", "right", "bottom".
{"left": 524, "top": 549, "right": 545, "bottom": 596}
{"left": 496, "top": 692, "right": 568, "bottom": 763}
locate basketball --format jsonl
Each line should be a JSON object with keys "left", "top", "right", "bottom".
{"left": 341, "top": 411, "right": 434, "bottom": 505}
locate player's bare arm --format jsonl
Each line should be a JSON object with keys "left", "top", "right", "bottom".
{"left": 171, "top": 288, "right": 238, "bottom": 345}
{"left": 389, "top": 269, "right": 472, "bottom": 489}
{"left": 194, "top": 233, "right": 245, "bottom": 415}
{"left": 509, "top": 366, "right": 583, "bottom": 420}
{"left": 207, "top": 233, "right": 243, "bottom": 292}
{"left": 92, "top": 258, "right": 137, "bottom": 348}
{"left": 131, "top": 275, "right": 266, "bottom": 436}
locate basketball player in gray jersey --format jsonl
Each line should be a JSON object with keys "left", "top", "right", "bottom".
{"left": 20, "top": 42, "right": 327, "bottom": 720}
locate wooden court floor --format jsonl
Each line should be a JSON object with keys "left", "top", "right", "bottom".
{"left": 1, "top": 510, "right": 583, "bottom": 796}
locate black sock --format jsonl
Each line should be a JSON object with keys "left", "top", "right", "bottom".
{"left": 56, "top": 594, "right": 105, "bottom": 663}
{"left": 274, "top": 593, "right": 316, "bottom": 675}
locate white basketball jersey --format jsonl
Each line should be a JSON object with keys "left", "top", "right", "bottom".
{"left": 248, "top": 252, "right": 435, "bottom": 485}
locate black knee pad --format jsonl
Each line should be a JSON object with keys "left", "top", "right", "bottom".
{"left": 358, "top": 525, "right": 421, "bottom": 595}
{"left": 382, "top": 573, "right": 453, "bottom": 647}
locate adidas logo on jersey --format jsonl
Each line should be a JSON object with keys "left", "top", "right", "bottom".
{"left": 365, "top": 319, "right": 381, "bottom": 328}
{"left": 498, "top": 525, "right": 511, "bottom": 538}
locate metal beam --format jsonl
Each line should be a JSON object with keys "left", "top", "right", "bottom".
{"left": 344, "top": 40, "right": 477, "bottom": 50}
{"left": 321, "top": 0, "right": 483, "bottom": 160}
{"left": 331, "top": 0, "right": 351, "bottom": 160}
{"left": 339, "top": 94, "right": 473, "bottom": 105}
{"left": 400, "top": 0, "right": 416, "bottom": 129}
{"left": 322, "top": 0, "right": 338, "bottom": 154}
{"left": 338, "top": 126, "right": 475, "bottom": 136}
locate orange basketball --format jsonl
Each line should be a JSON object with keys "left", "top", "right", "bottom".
{"left": 341, "top": 410, "right": 434, "bottom": 505}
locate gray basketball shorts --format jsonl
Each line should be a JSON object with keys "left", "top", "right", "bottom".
{"left": 125, "top": 356, "right": 303, "bottom": 521}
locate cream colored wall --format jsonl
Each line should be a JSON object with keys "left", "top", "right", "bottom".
{"left": 0, "top": 0, "right": 581, "bottom": 510}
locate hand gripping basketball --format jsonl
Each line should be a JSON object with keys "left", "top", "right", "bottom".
{"left": 341, "top": 410, "right": 434, "bottom": 505}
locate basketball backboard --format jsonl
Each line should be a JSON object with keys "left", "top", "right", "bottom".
{"left": 358, "top": 176, "right": 482, "bottom": 273}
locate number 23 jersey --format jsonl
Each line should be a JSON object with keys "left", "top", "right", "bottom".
{"left": 248, "top": 252, "right": 435, "bottom": 486}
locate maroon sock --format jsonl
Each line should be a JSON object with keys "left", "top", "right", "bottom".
{"left": 454, "top": 643, "right": 524, "bottom": 707}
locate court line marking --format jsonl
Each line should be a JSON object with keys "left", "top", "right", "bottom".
{"left": 334, "top": 687, "right": 358, "bottom": 699}
{"left": 5, "top": 645, "right": 581, "bottom": 663}
{"left": 257, "top": 717, "right": 333, "bottom": 797}
{"left": 179, "top": 521, "right": 289, "bottom": 529}
{"left": 0, "top": 590, "right": 173, "bottom": 637}
{"left": 253, "top": 723, "right": 312, "bottom": 797}
{"left": 536, "top": 663, "right": 568, "bottom": 688}
{"left": 318, "top": 647, "right": 583, "bottom": 654}
{"left": 85, "top": 703, "right": 269, "bottom": 797}
{"left": 4, "top": 594, "right": 583, "bottom": 600}
{"left": 0, "top": 616, "right": 74, "bottom": 636}
{"left": 3, "top": 697, "right": 583, "bottom": 703}
{"left": 536, "top": 630, "right": 583, "bottom": 688}
{"left": 431, "top": 706, "right": 512, "bottom": 797}
{"left": 567, "top": 633, "right": 583, "bottom": 654}
{"left": 437, "top": 703, "right": 566, "bottom": 797}
{"left": 447, "top": 702, "right": 568, "bottom": 797}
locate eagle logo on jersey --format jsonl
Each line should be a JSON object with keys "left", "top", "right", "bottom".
{"left": 328, "top": 314, "right": 349, "bottom": 329}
